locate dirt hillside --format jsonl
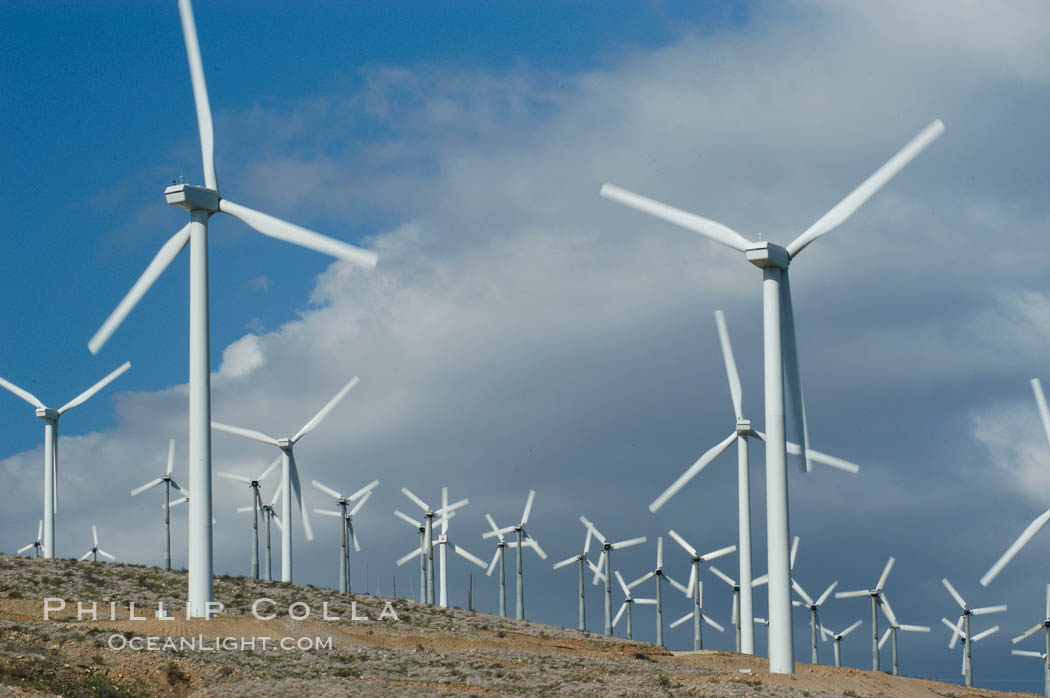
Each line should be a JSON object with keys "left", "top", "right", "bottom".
{"left": 0, "top": 554, "right": 1035, "bottom": 696}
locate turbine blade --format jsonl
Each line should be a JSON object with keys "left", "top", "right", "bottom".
{"left": 786, "top": 119, "right": 946, "bottom": 258}
{"left": 1013, "top": 623, "right": 1044, "bottom": 644}
{"left": 687, "top": 563, "right": 697, "bottom": 600}
{"left": 313, "top": 509, "right": 342, "bottom": 517}
{"left": 88, "top": 224, "right": 191, "bottom": 354}
{"left": 36, "top": 520, "right": 42, "bottom": 542}
{"left": 613, "top": 602, "right": 627, "bottom": 628}
{"left": 92, "top": 525, "right": 98, "bottom": 546}
{"left": 437, "top": 498, "right": 469, "bottom": 516}
{"left": 666, "top": 574, "right": 688, "bottom": 595}
{"left": 667, "top": 529, "right": 697, "bottom": 557}
{"left": 394, "top": 510, "right": 421, "bottom": 529}
{"left": 971, "top": 604, "right": 1008, "bottom": 616}
{"left": 669, "top": 611, "right": 693, "bottom": 629}
{"left": 348, "top": 479, "right": 380, "bottom": 501}
{"left": 611, "top": 536, "right": 646, "bottom": 550}
{"left": 702, "top": 613, "right": 725, "bottom": 632}
{"left": 236, "top": 506, "right": 254, "bottom": 513}
{"left": 552, "top": 555, "right": 578, "bottom": 570}
{"left": 171, "top": 496, "right": 189, "bottom": 507}
{"left": 580, "top": 516, "right": 606, "bottom": 545}
{"left": 272, "top": 513, "right": 284, "bottom": 532}
{"left": 942, "top": 578, "right": 967, "bottom": 609}
{"left": 397, "top": 547, "right": 421, "bottom": 566}
{"left": 211, "top": 422, "right": 280, "bottom": 446}
{"left": 1032, "top": 378, "right": 1050, "bottom": 450}
{"left": 98, "top": 549, "right": 115, "bottom": 561}
{"left": 599, "top": 183, "right": 752, "bottom": 252}
{"left": 879, "top": 628, "right": 891, "bottom": 650}
{"left": 1013, "top": 649, "right": 1046, "bottom": 658}
{"left": 879, "top": 593, "right": 899, "bottom": 627}
{"left": 258, "top": 455, "right": 281, "bottom": 482}
{"left": 401, "top": 487, "right": 429, "bottom": 512}
{"left": 779, "top": 272, "right": 810, "bottom": 472}
{"left": 526, "top": 535, "right": 547, "bottom": 560}
{"left": 835, "top": 589, "right": 871, "bottom": 599}
{"left": 349, "top": 491, "right": 372, "bottom": 517}
{"left": 701, "top": 544, "right": 736, "bottom": 562}
{"left": 350, "top": 524, "right": 360, "bottom": 552}
{"left": 797, "top": 445, "right": 861, "bottom": 474}
{"left": 732, "top": 594, "right": 739, "bottom": 625}
{"left": 217, "top": 472, "right": 253, "bottom": 484}
{"left": 219, "top": 199, "right": 377, "bottom": 270}
{"left": 520, "top": 489, "right": 535, "bottom": 525}
{"left": 615, "top": 570, "right": 631, "bottom": 597}
{"left": 311, "top": 479, "right": 342, "bottom": 500}
{"left": 166, "top": 439, "right": 176, "bottom": 475}
{"left": 451, "top": 543, "right": 487, "bottom": 568}
{"left": 80, "top": 551, "right": 92, "bottom": 561}
{"left": 790, "top": 536, "right": 800, "bottom": 569}
{"left": 713, "top": 310, "right": 743, "bottom": 420}
{"left": 875, "top": 557, "right": 895, "bottom": 592}
{"left": 486, "top": 548, "right": 500, "bottom": 576}
{"left": 130, "top": 478, "right": 164, "bottom": 496}
{"left": 899, "top": 625, "right": 930, "bottom": 633}
{"left": 17, "top": 543, "right": 34, "bottom": 554}
{"left": 751, "top": 574, "right": 769, "bottom": 587}
{"left": 841, "top": 619, "right": 863, "bottom": 638}
{"left": 0, "top": 376, "right": 43, "bottom": 409}
{"left": 288, "top": 452, "right": 313, "bottom": 541}
{"left": 971, "top": 626, "right": 999, "bottom": 642}
{"left": 58, "top": 361, "right": 131, "bottom": 414}
{"left": 982, "top": 506, "right": 1050, "bottom": 586}
{"left": 649, "top": 430, "right": 737, "bottom": 512}
{"left": 816, "top": 580, "right": 839, "bottom": 606}
{"left": 484, "top": 513, "right": 502, "bottom": 537}
{"left": 708, "top": 565, "right": 736, "bottom": 588}
{"left": 177, "top": 0, "right": 217, "bottom": 189}
{"left": 293, "top": 376, "right": 360, "bottom": 443}
{"left": 791, "top": 578, "right": 814, "bottom": 606}
{"left": 629, "top": 571, "right": 655, "bottom": 589}
{"left": 656, "top": 536, "right": 663, "bottom": 570}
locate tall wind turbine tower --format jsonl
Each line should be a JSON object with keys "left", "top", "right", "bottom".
{"left": 86, "top": 0, "right": 378, "bottom": 618}
{"left": 601, "top": 119, "right": 944, "bottom": 672}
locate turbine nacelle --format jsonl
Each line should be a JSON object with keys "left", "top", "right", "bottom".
{"left": 34, "top": 407, "right": 59, "bottom": 421}
{"left": 278, "top": 438, "right": 293, "bottom": 450}
{"left": 165, "top": 184, "right": 220, "bottom": 213}
{"left": 744, "top": 241, "right": 790, "bottom": 270}
{"left": 735, "top": 418, "right": 751, "bottom": 435}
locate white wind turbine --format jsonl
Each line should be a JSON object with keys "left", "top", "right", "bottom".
{"left": 0, "top": 361, "right": 130, "bottom": 559}
{"left": 219, "top": 456, "right": 280, "bottom": 579}
{"left": 982, "top": 379, "right": 1050, "bottom": 586}
{"left": 482, "top": 490, "right": 547, "bottom": 620}
{"left": 312, "top": 478, "right": 379, "bottom": 593}
{"left": 85, "top": 0, "right": 377, "bottom": 618}
{"left": 130, "top": 439, "right": 188, "bottom": 570}
{"left": 835, "top": 556, "right": 895, "bottom": 672}
{"left": 80, "top": 526, "right": 115, "bottom": 563}
{"left": 669, "top": 579, "right": 725, "bottom": 647}
{"left": 483, "top": 513, "right": 514, "bottom": 618}
{"left": 876, "top": 592, "right": 929, "bottom": 677}
{"left": 602, "top": 119, "right": 945, "bottom": 673}
{"left": 16, "top": 521, "right": 43, "bottom": 557}
{"left": 395, "top": 509, "right": 432, "bottom": 604}
{"left": 399, "top": 488, "right": 469, "bottom": 605}
{"left": 667, "top": 529, "right": 735, "bottom": 651}
{"left": 551, "top": 518, "right": 599, "bottom": 631}
{"left": 791, "top": 577, "right": 838, "bottom": 665}
{"left": 431, "top": 488, "right": 487, "bottom": 606}
{"left": 649, "top": 310, "right": 859, "bottom": 654}
{"left": 212, "top": 376, "right": 361, "bottom": 583}
{"left": 941, "top": 577, "right": 1006, "bottom": 688}
{"left": 819, "top": 620, "right": 863, "bottom": 667}
{"left": 628, "top": 537, "right": 690, "bottom": 647}
{"left": 1011, "top": 584, "right": 1050, "bottom": 697}
{"left": 612, "top": 570, "right": 656, "bottom": 641}
{"left": 237, "top": 483, "right": 284, "bottom": 581}
{"left": 708, "top": 564, "right": 769, "bottom": 652}
{"left": 581, "top": 517, "right": 647, "bottom": 636}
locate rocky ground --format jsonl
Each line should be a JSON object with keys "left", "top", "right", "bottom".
{"left": 0, "top": 554, "right": 1036, "bottom": 696}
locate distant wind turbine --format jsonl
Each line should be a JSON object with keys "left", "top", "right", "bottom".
{"left": 941, "top": 577, "right": 1006, "bottom": 688}
{"left": 312, "top": 478, "right": 379, "bottom": 592}
{"left": 80, "top": 526, "right": 115, "bottom": 563}
{"left": 219, "top": 456, "right": 281, "bottom": 578}
{"left": 16, "top": 521, "right": 43, "bottom": 557}
{"left": 131, "top": 439, "right": 188, "bottom": 570}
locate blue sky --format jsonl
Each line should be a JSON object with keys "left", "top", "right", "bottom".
{"left": 2, "top": 0, "right": 1050, "bottom": 691}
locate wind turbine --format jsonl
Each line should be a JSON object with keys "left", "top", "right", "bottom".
{"left": 819, "top": 620, "right": 863, "bottom": 667}
{"left": 981, "top": 379, "right": 1050, "bottom": 586}
{"left": 212, "top": 376, "right": 361, "bottom": 583}
{"left": 581, "top": 517, "right": 646, "bottom": 636}
{"left": 708, "top": 564, "right": 768, "bottom": 652}
{"left": 218, "top": 456, "right": 280, "bottom": 578}
{"left": 483, "top": 513, "right": 513, "bottom": 617}
{"left": 667, "top": 529, "right": 735, "bottom": 651}
{"left": 876, "top": 592, "right": 929, "bottom": 677}
{"left": 431, "top": 488, "right": 487, "bottom": 605}
{"left": 552, "top": 519, "right": 597, "bottom": 631}
{"left": 399, "top": 488, "right": 468, "bottom": 605}
{"left": 602, "top": 119, "right": 945, "bottom": 673}
{"left": 16, "top": 521, "right": 43, "bottom": 557}
{"left": 649, "top": 310, "right": 859, "bottom": 654}
{"left": 835, "top": 556, "right": 895, "bottom": 671}
{"left": 238, "top": 483, "right": 283, "bottom": 581}
{"left": 627, "top": 538, "right": 689, "bottom": 647}
{"left": 131, "top": 439, "right": 188, "bottom": 570}
{"left": 395, "top": 509, "right": 432, "bottom": 604}
{"left": 1012, "top": 584, "right": 1050, "bottom": 697}
{"left": 941, "top": 577, "right": 1006, "bottom": 688}
{"left": 80, "top": 526, "right": 115, "bottom": 563}
{"left": 483, "top": 490, "right": 547, "bottom": 620}
{"left": 669, "top": 579, "right": 725, "bottom": 647}
{"left": 791, "top": 577, "right": 838, "bottom": 665}
{"left": 312, "top": 478, "right": 379, "bottom": 593}
{"left": 85, "top": 0, "right": 378, "bottom": 618}
{"left": 0, "top": 361, "right": 130, "bottom": 559}
{"left": 612, "top": 570, "right": 656, "bottom": 641}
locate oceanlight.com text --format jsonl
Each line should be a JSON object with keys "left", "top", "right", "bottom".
{"left": 107, "top": 634, "right": 334, "bottom": 652}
